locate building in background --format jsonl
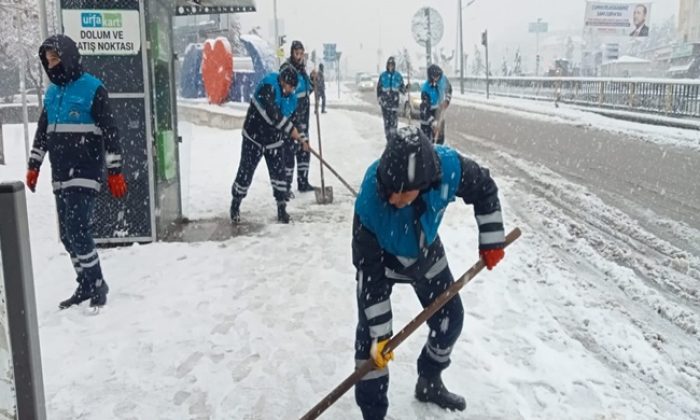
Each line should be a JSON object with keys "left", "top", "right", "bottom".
{"left": 667, "top": 43, "right": 700, "bottom": 78}
{"left": 678, "top": 0, "right": 700, "bottom": 43}
{"left": 599, "top": 55, "right": 653, "bottom": 77}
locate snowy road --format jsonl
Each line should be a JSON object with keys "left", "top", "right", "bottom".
{"left": 1, "top": 97, "right": 699, "bottom": 419}
{"left": 354, "top": 89, "right": 700, "bottom": 257}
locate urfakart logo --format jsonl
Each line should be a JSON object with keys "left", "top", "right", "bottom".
{"left": 81, "top": 12, "right": 122, "bottom": 28}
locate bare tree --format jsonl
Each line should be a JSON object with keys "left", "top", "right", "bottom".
{"left": 225, "top": 14, "right": 245, "bottom": 56}
{"left": 512, "top": 48, "right": 522, "bottom": 76}
{"left": 0, "top": 0, "right": 58, "bottom": 101}
{"left": 472, "top": 45, "right": 483, "bottom": 75}
{"left": 394, "top": 48, "right": 414, "bottom": 78}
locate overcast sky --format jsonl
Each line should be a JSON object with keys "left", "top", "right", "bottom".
{"left": 237, "top": 0, "right": 679, "bottom": 74}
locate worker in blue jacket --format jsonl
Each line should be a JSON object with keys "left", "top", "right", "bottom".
{"left": 420, "top": 64, "right": 453, "bottom": 144}
{"left": 351, "top": 126, "right": 506, "bottom": 419}
{"left": 229, "top": 66, "right": 309, "bottom": 224}
{"left": 280, "top": 40, "right": 315, "bottom": 197}
{"left": 26, "top": 34, "right": 127, "bottom": 309}
{"left": 376, "top": 57, "right": 406, "bottom": 138}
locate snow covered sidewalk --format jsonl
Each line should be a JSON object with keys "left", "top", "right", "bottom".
{"left": 1, "top": 109, "right": 698, "bottom": 419}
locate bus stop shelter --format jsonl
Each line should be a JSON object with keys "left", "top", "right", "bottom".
{"left": 56, "top": 0, "right": 256, "bottom": 243}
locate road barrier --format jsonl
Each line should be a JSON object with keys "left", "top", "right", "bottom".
{"left": 460, "top": 77, "right": 700, "bottom": 119}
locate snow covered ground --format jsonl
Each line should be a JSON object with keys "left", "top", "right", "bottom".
{"left": 0, "top": 106, "right": 699, "bottom": 419}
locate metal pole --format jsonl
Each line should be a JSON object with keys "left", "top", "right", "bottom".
{"left": 535, "top": 18, "right": 541, "bottom": 76}
{"left": 426, "top": 8, "right": 433, "bottom": 67}
{"left": 536, "top": 32, "right": 540, "bottom": 76}
{"left": 459, "top": 0, "right": 464, "bottom": 94}
{"left": 20, "top": 68, "right": 30, "bottom": 161}
{"left": 38, "top": 0, "right": 48, "bottom": 42}
{"left": 0, "top": 121, "right": 5, "bottom": 165}
{"left": 484, "top": 30, "right": 490, "bottom": 99}
{"left": 0, "top": 182, "right": 47, "bottom": 420}
{"left": 37, "top": 0, "right": 49, "bottom": 100}
{"left": 17, "top": 11, "right": 30, "bottom": 161}
{"left": 273, "top": 0, "right": 279, "bottom": 65}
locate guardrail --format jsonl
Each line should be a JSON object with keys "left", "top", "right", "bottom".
{"left": 460, "top": 77, "right": 700, "bottom": 119}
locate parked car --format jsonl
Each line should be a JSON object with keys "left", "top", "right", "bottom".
{"left": 400, "top": 81, "right": 422, "bottom": 118}
{"left": 356, "top": 74, "right": 375, "bottom": 91}
{"left": 355, "top": 72, "right": 370, "bottom": 85}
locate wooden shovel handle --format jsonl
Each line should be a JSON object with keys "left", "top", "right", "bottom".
{"left": 299, "top": 227, "right": 522, "bottom": 420}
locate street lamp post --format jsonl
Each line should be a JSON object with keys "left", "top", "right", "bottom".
{"left": 536, "top": 18, "right": 541, "bottom": 76}
{"left": 273, "top": 0, "right": 279, "bottom": 65}
{"left": 37, "top": 0, "right": 48, "bottom": 41}
{"left": 459, "top": 0, "right": 476, "bottom": 95}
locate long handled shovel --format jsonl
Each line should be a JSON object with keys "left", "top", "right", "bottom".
{"left": 299, "top": 227, "right": 522, "bottom": 420}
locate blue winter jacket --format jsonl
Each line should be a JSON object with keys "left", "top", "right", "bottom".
{"left": 352, "top": 145, "right": 504, "bottom": 340}
{"left": 420, "top": 75, "right": 453, "bottom": 126}
{"left": 280, "top": 60, "right": 313, "bottom": 131}
{"left": 29, "top": 35, "right": 122, "bottom": 194}
{"left": 243, "top": 72, "right": 299, "bottom": 148}
{"left": 376, "top": 70, "right": 405, "bottom": 110}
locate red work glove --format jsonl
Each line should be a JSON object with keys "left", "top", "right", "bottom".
{"left": 107, "top": 173, "right": 127, "bottom": 198}
{"left": 480, "top": 248, "right": 505, "bottom": 270}
{"left": 26, "top": 169, "right": 39, "bottom": 192}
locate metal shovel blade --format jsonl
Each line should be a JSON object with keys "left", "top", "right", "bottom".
{"left": 314, "top": 186, "right": 334, "bottom": 204}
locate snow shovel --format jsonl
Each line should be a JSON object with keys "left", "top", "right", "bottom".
{"left": 312, "top": 71, "right": 333, "bottom": 204}
{"left": 299, "top": 227, "right": 522, "bottom": 420}
{"left": 308, "top": 146, "right": 357, "bottom": 198}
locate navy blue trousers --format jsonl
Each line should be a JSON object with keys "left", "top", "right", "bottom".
{"left": 231, "top": 137, "right": 287, "bottom": 203}
{"left": 354, "top": 254, "right": 464, "bottom": 420}
{"left": 283, "top": 136, "right": 311, "bottom": 190}
{"left": 381, "top": 107, "right": 398, "bottom": 139}
{"left": 55, "top": 189, "right": 104, "bottom": 289}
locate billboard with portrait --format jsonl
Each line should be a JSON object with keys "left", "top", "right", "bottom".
{"left": 584, "top": 2, "right": 652, "bottom": 37}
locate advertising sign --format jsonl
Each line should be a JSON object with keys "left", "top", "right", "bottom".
{"left": 529, "top": 21, "right": 549, "bottom": 33}
{"left": 584, "top": 2, "right": 652, "bottom": 37}
{"left": 62, "top": 9, "right": 141, "bottom": 55}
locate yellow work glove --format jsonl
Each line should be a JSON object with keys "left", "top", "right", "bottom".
{"left": 371, "top": 339, "right": 394, "bottom": 369}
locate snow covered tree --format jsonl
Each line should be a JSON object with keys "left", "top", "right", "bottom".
{"left": 224, "top": 14, "right": 245, "bottom": 56}
{"left": 512, "top": 48, "right": 522, "bottom": 76}
{"left": 472, "top": 45, "right": 483, "bottom": 75}
{"left": 395, "top": 48, "right": 415, "bottom": 80}
{"left": 439, "top": 48, "right": 454, "bottom": 71}
{"left": 0, "top": 0, "right": 58, "bottom": 101}
{"left": 566, "top": 36, "right": 574, "bottom": 62}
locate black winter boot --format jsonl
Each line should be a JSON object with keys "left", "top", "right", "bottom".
{"left": 230, "top": 199, "right": 241, "bottom": 223}
{"left": 277, "top": 202, "right": 290, "bottom": 224}
{"left": 297, "top": 180, "right": 315, "bottom": 192}
{"left": 59, "top": 282, "right": 91, "bottom": 309}
{"left": 415, "top": 374, "right": 466, "bottom": 411}
{"left": 89, "top": 279, "right": 109, "bottom": 308}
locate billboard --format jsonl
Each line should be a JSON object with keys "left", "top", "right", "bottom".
{"left": 584, "top": 2, "right": 652, "bottom": 37}
{"left": 62, "top": 9, "right": 141, "bottom": 55}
